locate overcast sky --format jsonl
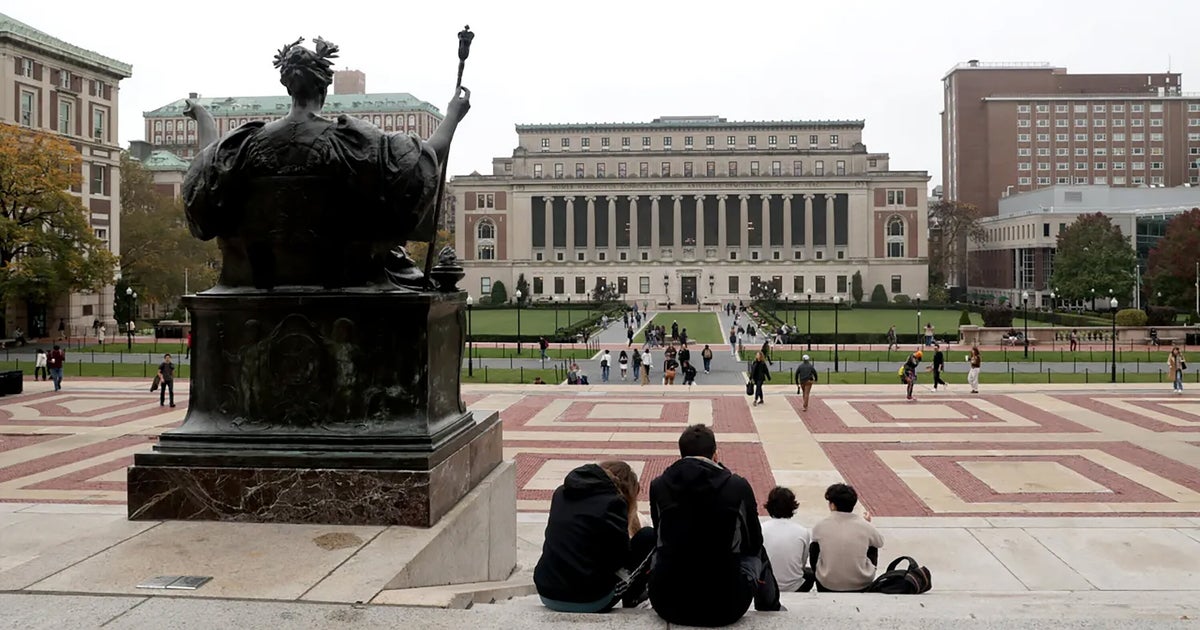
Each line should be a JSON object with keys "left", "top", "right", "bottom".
{"left": 10, "top": 0, "right": 1200, "bottom": 189}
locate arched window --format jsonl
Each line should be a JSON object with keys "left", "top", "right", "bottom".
{"left": 477, "top": 218, "right": 496, "bottom": 240}
{"left": 886, "top": 215, "right": 905, "bottom": 257}
{"left": 476, "top": 218, "right": 497, "bottom": 260}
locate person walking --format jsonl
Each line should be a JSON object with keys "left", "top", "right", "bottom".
{"left": 47, "top": 344, "right": 66, "bottom": 391}
{"left": 157, "top": 353, "right": 176, "bottom": 407}
{"left": 34, "top": 349, "right": 48, "bottom": 381}
{"left": 539, "top": 337, "right": 550, "bottom": 361}
{"left": 886, "top": 325, "right": 897, "bottom": 352}
{"left": 618, "top": 350, "right": 629, "bottom": 381}
{"left": 701, "top": 345, "right": 713, "bottom": 374}
{"left": 760, "top": 339, "right": 773, "bottom": 366}
{"left": 57, "top": 318, "right": 66, "bottom": 342}
{"left": 1168, "top": 346, "right": 1187, "bottom": 394}
{"left": 631, "top": 349, "right": 642, "bottom": 383}
{"left": 749, "top": 351, "right": 771, "bottom": 406}
{"left": 728, "top": 331, "right": 738, "bottom": 358}
{"left": 185, "top": 330, "right": 192, "bottom": 359}
{"left": 627, "top": 326, "right": 634, "bottom": 348}
{"left": 641, "top": 349, "right": 652, "bottom": 386}
{"left": 1069, "top": 329, "right": 1078, "bottom": 352}
{"left": 923, "top": 323, "right": 934, "bottom": 347}
{"left": 966, "top": 346, "right": 982, "bottom": 394}
{"left": 662, "top": 355, "right": 678, "bottom": 385}
{"left": 794, "top": 355, "right": 818, "bottom": 412}
{"left": 600, "top": 350, "right": 612, "bottom": 383}
{"left": 930, "top": 343, "right": 948, "bottom": 390}
{"left": 902, "top": 350, "right": 922, "bottom": 401}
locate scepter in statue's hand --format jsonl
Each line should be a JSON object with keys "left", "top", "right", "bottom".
{"left": 425, "top": 25, "right": 475, "bottom": 282}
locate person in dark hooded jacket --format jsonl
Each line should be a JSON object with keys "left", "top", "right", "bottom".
{"left": 534, "top": 461, "right": 656, "bottom": 612}
{"left": 649, "top": 424, "right": 781, "bottom": 627}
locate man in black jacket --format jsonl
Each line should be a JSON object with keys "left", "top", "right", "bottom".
{"left": 649, "top": 424, "right": 781, "bottom": 626}
{"left": 931, "top": 343, "right": 948, "bottom": 390}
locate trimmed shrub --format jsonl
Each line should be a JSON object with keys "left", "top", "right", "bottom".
{"left": 892, "top": 294, "right": 911, "bottom": 305}
{"left": 1145, "top": 305, "right": 1177, "bottom": 327}
{"left": 870, "top": 284, "right": 888, "bottom": 304}
{"left": 958, "top": 310, "right": 972, "bottom": 326}
{"left": 1115, "top": 308, "right": 1147, "bottom": 327}
{"left": 982, "top": 305, "right": 1014, "bottom": 328}
{"left": 851, "top": 271, "right": 864, "bottom": 304}
{"left": 490, "top": 280, "right": 508, "bottom": 305}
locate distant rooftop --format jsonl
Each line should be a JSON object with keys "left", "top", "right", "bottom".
{"left": 516, "top": 118, "right": 865, "bottom": 132}
{"left": 144, "top": 93, "right": 442, "bottom": 118}
{"left": 0, "top": 11, "right": 131, "bottom": 77}
{"left": 943, "top": 60, "right": 1059, "bottom": 79}
{"left": 994, "top": 184, "right": 1200, "bottom": 219}
{"left": 139, "top": 150, "right": 189, "bottom": 172}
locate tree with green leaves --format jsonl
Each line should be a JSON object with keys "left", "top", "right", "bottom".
{"left": 851, "top": 271, "right": 863, "bottom": 304}
{"left": 1146, "top": 207, "right": 1200, "bottom": 315}
{"left": 0, "top": 124, "right": 118, "bottom": 315}
{"left": 1050, "top": 213, "right": 1136, "bottom": 305}
{"left": 515, "top": 273, "right": 530, "bottom": 304}
{"left": 119, "top": 153, "right": 220, "bottom": 316}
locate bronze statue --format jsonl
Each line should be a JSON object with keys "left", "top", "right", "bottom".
{"left": 181, "top": 36, "right": 471, "bottom": 290}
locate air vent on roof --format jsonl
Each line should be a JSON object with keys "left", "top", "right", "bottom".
{"left": 1064, "top": 191, "right": 1083, "bottom": 203}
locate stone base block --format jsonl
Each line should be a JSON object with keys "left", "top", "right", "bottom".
{"left": 127, "top": 412, "right": 501, "bottom": 527}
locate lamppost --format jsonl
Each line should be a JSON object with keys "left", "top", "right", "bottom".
{"left": 567, "top": 295, "right": 572, "bottom": 328}
{"left": 466, "top": 295, "right": 474, "bottom": 377}
{"left": 915, "top": 292, "right": 922, "bottom": 345}
{"left": 663, "top": 274, "right": 670, "bottom": 310}
{"left": 1049, "top": 290, "right": 1057, "bottom": 328}
{"left": 1110, "top": 296, "right": 1119, "bottom": 383}
{"left": 805, "top": 289, "right": 813, "bottom": 351}
{"left": 1021, "top": 290, "right": 1030, "bottom": 358}
{"left": 124, "top": 286, "right": 137, "bottom": 350}
{"left": 553, "top": 295, "right": 559, "bottom": 332}
{"left": 833, "top": 295, "right": 842, "bottom": 372}
{"left": 515, "top": 290, "right": 524, "bottom": 354}
{"left": 708, "top": 274, "right": 715, "bottom": 304}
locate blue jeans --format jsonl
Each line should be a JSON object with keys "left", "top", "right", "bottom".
{"left": 602, "top": 365, "right": 610, "bottom": 382}
{"left": 703, "top": 358, "right": 712, "bottom": 372}
{"left": 50, "top": 367, "right": 63, "bottom": 390}
{"left": 1175, "top": 371, "right": 1184, "bottom": 391}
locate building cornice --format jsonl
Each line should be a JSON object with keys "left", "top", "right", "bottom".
{"left": 516, "top": 120, "right": 866, "bottom": 133}
{"left": 0, "top": 12, "right": 131, "bottom": 78}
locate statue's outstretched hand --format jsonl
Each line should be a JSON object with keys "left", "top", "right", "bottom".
{"left": 183, "top": 99, "right": 209, "bottom": 121}
{"left": 447, "top": 86, "right": 471, "bottom": 124}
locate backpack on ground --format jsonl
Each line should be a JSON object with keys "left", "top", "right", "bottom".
{"left": 867, "top": 556, "right": 931, "bottom": 594}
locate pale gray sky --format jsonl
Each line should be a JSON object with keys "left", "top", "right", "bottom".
{"left": 11, "top": 0, "right": 1200, "bottom": 189}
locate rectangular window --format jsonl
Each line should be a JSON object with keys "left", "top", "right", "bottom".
{"left": 601, "top": 137, "right": 610, "bottom": 148}
{"left": 1151, "top": 162, "right": 1163, "bottom": 170}
{"left": 639, "top": 162, "right": 649, "bottom": 177}
{"left": 1151, "top": 119, "right": 1163, "bottom": 127}
{"left": 886, "top": 189, "right": 906, "bottom": 205}
{"left": 706, "top": 135, "right": 715, "bottom": 147}
{"left": 793, "top": 276, "right": 804, "bottom": 293}
{"left": 581, "top": 137, "right": 590, "bottom": 149}
{"left": 561, "top": 137, "right": 570, "bottom": 148}
{"left": 1036, "top": 119, "right": 1049, "bottom": 127}
{"left": 1113, "top": 162, "right": 1125, "bottom": 170}
{"left": 1055, "top": 133, "right": 1068, "bottom": 142}
{"left": 1018, "top": 148, "right": 1032, "bottom": 156}
{"left": 1151, "top": 133, "right": 1164, "bottom": 142}
{"left": 1018, "top": 162, "right": 1031, "bottom": 171}
{"left": 1056, "top": 119, "right": 1068, "bottom": 128}
{"left": 637, "top": 277, "right": 649, "bottom": 294}
{"left": 575, "top": 162, "right": 584, "bottom": 177}
{"left": 1150, "top": 103, "right": 1163, "bottom": 112}
{"left": 20, "top": 58, "right": 32, "bottom": 77}
{"left": 1113, "top": 133, "right": 1125, "bottom": 142}
{"left": 1036, "top": 104, "right": 1049, "bottom": 113}
{"left": 728, "top": 161, "right": 738, "bottom": 176}
{"left": 622, "top": 137, "right": 630, "bottom": 148}
{"left": 553, "top": 277, "right": 564, "bottom": 294}
{"left": 661, "top": 161, "right": 670, "bottom": 177}
{"left": 1093, "top": 118, "right": 1106, "bottom": 127}
{"left": 684, "top": 136, "right": 693, "bottom": 147}
{"left": 1113, "top": 104, "right": 1125, "bottom": 113}
{"left": 1074, "top": 134, "right": 1087, "bottom": 142}
{"left": 809, "top": 134, "right": 819, "bottom": 146}
{"left": 1056, "top": 104, "right": 1068, "bottom": 113}
{"left": 767, "top": 135, "right": 777, "bottom": 146}
{"left": 1018, "top": 176, "right": 1031, "bottom": 185}
{"left": 830, "top": 134, "right": 839, "bottom": 146}
{"left": 683, "top": 162, "right": 693, "bottom": 177}
{"left": 1094, "top": 162, "right": 1107, "bottom": 170}
{"left": 793, "top": 160, "right": 803, "bottom": 175}
{"left": 789, "top": 134, "right": 798, "bottom": 145}
{"left": 1094, "top": 134, "right": 1106, "bottom": 142}
{"left": 890, "top": 275, "right": 902, "bottom": 293}
{"left": 1094, "top": 147, "right": 1107, "bottom": 156}
{"left": 728, "top": 276, "right": 739, "bottom": 294}
{"left": 642, "top": 136, "right": 651, "bottom": 147}
{"left": 1132, "top": 119, "right": 1144, "bottom": 127}
{"left": 617, "top": 162, "right": 627, "bottom": 177}
{"left": 815, "top": 276, "right": 826, "bottom": 293}
{"left": 1074, "top": 104, "right": 1087, "bottom": 113}
{"left": 835, "top": 160, "right": 846, "bottom": 175}
{"left": 727, "top": 135, "right": 737, "bottom": 146}
{"left": 533, "top": 164, "right": 543, "bottom": 178}
{"left": 706, "top": 161, "right": 716, "bottom": 176}
{"left": 90, "top": 164, "right": 106, "bottom": 195}
{"left": 1037, "top": 148, "right": 1050, "bottom": 156}
{"left": 1037, "top": 176, "right": 1051, "bottom": 185}
{"left": 1017, "top": 104, "right": 1031, "bottom": 113}
{"left": 1018, "top": 120, "right": 1031, "bottom": 128}
{"left": 663, "top": 136, "right": 673, "bottom": 149}
{"left": 92, "top": 108, "right": 106, "bottom": 140}
{"left": 59, "top": 69, "right": 71, "bottom": 89}
{"left": 1018, "top": 134, "right": 1031, "bottom": 142}
{"left": 747, "top": 135, "right": 757, "bottom": 146}
{"left": 814, "top": 160, "right": 824, "bottom": 176}
{"left": 771, "top": 161, "right": 781, "bottom": 176}
{"left": 596, "top": 162, "right": 606, "bottom": 177}
{"left": 836, "top": 275, "right": 848, "bottom": 293}
{"left": 1075, "top": 162, "right": 1087, "bottom": 170}
{"left": 1112, "top": 119, "right": 1125, "bottom": 127}
{"left": 481, "top": 277, "right": 491, "bottom": 296}
{"left": 1056, "top": 162, "right": 1068, "bottom": 171}
{"left": 1074, "top": 119, "right": 1086, "bottom": 127}
{"left": 1056, "top": 148, "right": 1068, "bottom": 156}
{"left": 554, "top": 163, "right": 564, "bottom": 178}
{"left": 750, "top": 161, "right": 760, "bottom": 176}
{"left": 1037, "top": 162, "right": 1049, "bottom": 171}
{"left": 19, "top": 91, "right": 35, "bottom": 127}
{"left": 533, "top": 277, "right": 544, "bottom": 294}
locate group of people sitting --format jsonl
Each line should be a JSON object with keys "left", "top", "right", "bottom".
{"left": 535, "top": 424, "right": 887, "bottom": 626}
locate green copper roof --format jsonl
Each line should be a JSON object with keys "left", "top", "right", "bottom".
{"left": 144, "top": 93, "right": 442, "bottom": 118}
{"left": 0, "top": 12, "right": 131, "bottom": 77}
{"left": 141, "top": 150, "right": 189, "bottom": 172}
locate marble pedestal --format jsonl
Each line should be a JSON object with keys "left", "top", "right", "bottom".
{"left": 127, "top": 290, "right": 499, "bottom": 527}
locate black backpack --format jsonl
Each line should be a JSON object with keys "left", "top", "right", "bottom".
{"left": 867, "top": 556, "right": 932, "bottom": 594}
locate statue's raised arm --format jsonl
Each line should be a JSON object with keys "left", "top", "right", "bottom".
{"left": 182, "top": 99, "right": 218, "bottom": 149}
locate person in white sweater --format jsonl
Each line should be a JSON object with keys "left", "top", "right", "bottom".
{"left": 809, "top": 483, "right": 884, "bottom": 592}
{"left": 761, "top": 487, "right": 814, "bottom": 592}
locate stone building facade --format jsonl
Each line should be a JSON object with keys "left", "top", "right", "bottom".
{"left": 0, "top": 11, "right": 131, "bottom": 336}
{"left": 452, "top": 116, "right": 929, "bottom": 305}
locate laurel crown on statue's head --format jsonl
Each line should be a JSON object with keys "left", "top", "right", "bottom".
{"left": 273, "top": 37, "right": 340, "bottom": 98}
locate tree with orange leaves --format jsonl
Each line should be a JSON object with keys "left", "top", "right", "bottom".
{"left": 0, "top": 123, "right": 118, "bottom": 307}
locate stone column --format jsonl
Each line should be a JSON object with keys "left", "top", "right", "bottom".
{"left": 544, "top": 197, "right": 554, "bottom": 255}
{"left": 782, "top": 194, "right": 793, "bottom": 253}
{"left": 717, "top": 195, "right": 728, "bottom": 255}
{"left": 565, "top": 196, "right": 576, "bottom": 260}
{"left": 607, "top": 196, "right": 618, "bottom": 261}
{"left": 694, "top": 194, "right": 706, "bottom": 256}
{"left": 825, "top": 194, "right": 835, "bottom": 257}
{"left": 672, "top": 195, "right": 683, "bottom": 259}
{"left": 585, "top": 196, "right": 596, "bottom": 260}
{"left": 650, "top": 195, "right": 661, "bottom": 259}
{"left": 739, "top": 195, "right": 750, "bottom": 260}
{"left": 629, "top": 195, "right": 639, "bottom": 258}
{"left": 761, "top": 193, "right": 772, "bottom": 256}
{"left": 803, "top": 194, "right": 814, "bottom": 259}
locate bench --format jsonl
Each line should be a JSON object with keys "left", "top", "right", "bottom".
{"left": 1144, "top": 336, "right": 1179, "bottom": 347}
{"left": 1001, "top": 337, "right": 1038, "bottom": 347}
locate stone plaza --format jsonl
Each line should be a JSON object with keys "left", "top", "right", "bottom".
{"left": 1, "top": 376, "right": 1199, "bottom": 627}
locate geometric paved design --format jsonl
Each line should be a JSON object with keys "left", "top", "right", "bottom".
{"left": 1, "top": 381, "right": 1199, "bottom": 519}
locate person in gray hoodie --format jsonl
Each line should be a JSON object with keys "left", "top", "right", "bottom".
{"left": 794, "top": 355, "right": 819, "bottom": 412}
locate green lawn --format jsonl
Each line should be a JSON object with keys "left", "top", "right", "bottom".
{"left": 466, "top": 347, "right": 597, "bottom": 360}
{"left": 460, "top": 367, "right": 562, "bottom": 384}
{"left": 0, "top": 361, "right": 188, "bottom": 379}
{"left": 773, "top": 369, "right": 1191, "bottom": 386}
{"left": 468, "top": 309, "right": 595, "bottom": 335}
{"left": 766, "top": 308, "right": 1056, "bottom": 335}
{"left": 60, "top": 341, "right": 189, "bottom": 354}
{"left": 757, "top": 348, "right": 1181, "bottom": 364}
{"left": 635, "top": 313, "right": 724, "bottom": 344}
